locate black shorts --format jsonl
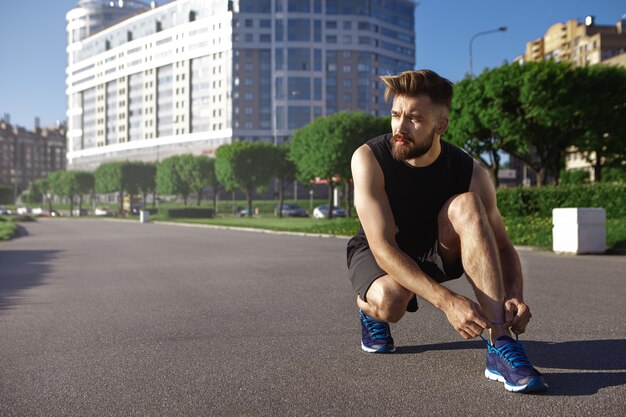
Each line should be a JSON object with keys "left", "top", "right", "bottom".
{"left": 348, "top": 244, "right": 464, "bottom": 312}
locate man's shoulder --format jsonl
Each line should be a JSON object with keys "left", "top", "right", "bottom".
{"left": 442, "top": 139, "right": 473, "bottom": 161}
{"left": 365, "top": 133, "right": 392, "bottom": 149}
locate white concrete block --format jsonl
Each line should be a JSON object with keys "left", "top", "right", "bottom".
{"left": 552, "top": 208, "right": 606, "bottom": 254}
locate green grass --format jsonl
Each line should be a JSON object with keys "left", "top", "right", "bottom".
{"left": 0, "top": 216, "right": 19, "bottom": 240}
{"left": 155, "top": 213, "right": 626, "bottom": 253}
{"left": 152, "top": 214, "right": 360, "bottom": 236}
{"left": 4, "top": 199, "right": 625, "bottom": 253}
{"left": 503, "top": 215, "right": 626, "bottom": 253}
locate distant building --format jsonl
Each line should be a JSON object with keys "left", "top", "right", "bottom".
{"left": 517, "top": 15, "right": 626, "bottom": 68}
{"left": 66, "top": 0, "right": 416, "bottom": 171}
{"left": 0, "top": 118, "right": 67, "bottom": 200}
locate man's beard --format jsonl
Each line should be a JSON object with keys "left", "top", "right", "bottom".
{"left": 390, "top": 129, "right": 436, "bottom": 161}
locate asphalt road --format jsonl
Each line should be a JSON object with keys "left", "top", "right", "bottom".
{"left": 1, "top": 218, "right": 625, "bottom": 416}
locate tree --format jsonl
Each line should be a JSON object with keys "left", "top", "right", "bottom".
{"left": 48, "top": 171, "right": 69, "bottom": 214}
{"left": 156, "top": 155, "right": 200, "bottom": 205}
{"left": 273, "top": 143, "right": 297, "bottom": 218}
{"left": 573, "top": 65, "right": 626, "bottom": 182}
{"left": 450, "top": 62, "right": 584, "bottom": 186}
{"left": 215, "top": 142, "right": 276, "bottom": 217}
{"left": 513, "top": 61, "right": 584, "bottom": 185}
{"left": 137, "top": 162, "right": 157, "bottom": 207}
{"left": 74, "top": 171, "right": 95, "bottom": 210}
{"left": 192, "top": 156, "right": 212, "bottom": 206}
{"left": 23, "top": 178, "right": 47, "bottom": 206}
{"left": 94, "top": 162, "right": 124, "bottom": 213}
{"left": 447, "top": 72, "right": 522, "bottom": 186}
{"left": 48, "top": 170, "right": 90, "bottom": 216}
{"left": 289, "top": 112, "right": 389, "bottom": 218}
{"left": 123, "top": 162, "right": 156, "bottom": 206}
{"left": 204, "top": 157, "right": 223, "bottom": 214}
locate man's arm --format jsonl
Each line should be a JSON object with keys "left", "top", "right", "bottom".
{"left": 469, "top": 163, "right": 531, "bottom": 334}
{"left": 352, "top": 145, "right": 489, "bottom": 337}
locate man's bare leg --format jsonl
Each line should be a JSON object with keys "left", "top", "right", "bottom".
{"left": 357, "top": 274, "right": 414, "bottom": 324}
{"left": 438, "top": 192, "right": 511, "bottom": 342}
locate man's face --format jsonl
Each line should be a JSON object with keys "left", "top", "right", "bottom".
{"left": 390, "top": 94, "right": 447, "bottom": 162}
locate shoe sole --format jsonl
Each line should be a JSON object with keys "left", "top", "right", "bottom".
{"left": 485, "top": 369, "right": 548, "bottom": 393}
{"left": 361, "top": 342, "right": 396, "bottom": 353}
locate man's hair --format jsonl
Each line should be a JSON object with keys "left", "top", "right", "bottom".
{"left": 380, "top": 69, "right": 454, "bottom": 110}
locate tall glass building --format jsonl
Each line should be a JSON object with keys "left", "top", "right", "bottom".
{"left": 66, "top": 0, "right": 416, "bottom": 170}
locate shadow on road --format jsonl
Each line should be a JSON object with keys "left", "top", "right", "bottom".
{"left": 397, "top": 339, "right": 626, "bottom": 396}
{"left": 0, "top": 250, "right": 60, "bottom": 311}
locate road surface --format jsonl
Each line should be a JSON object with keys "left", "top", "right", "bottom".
{"left": 1, "top": 219, "right": 625, "bottom": 416}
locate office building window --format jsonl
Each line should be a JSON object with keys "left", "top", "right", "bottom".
{"left": 128, "top": 72, "right": 144, "bottom": 141}
{"left": 82, "top": 88, "right": 96, "bottom": 149}
{"left": 157, "top": 64, "right": 173, "bottom": 137}
{"left": 191, "top": 56, "right": 211, "bottom": 133}
{"left": 288, "top": 48, "right": 311, "bottom": 70}
{"left": 314, "top": 78, "right": 322, "bottom": 100}
{"left": 314, "top": 20, "right": 322, "bottom": 42}
{"left": 288, "top": 19, "right": 310, "bottom": 41}
{"left": 288, "top": 0, "right": 310, "bottom": 12}
{"left": 288, "top": 106, "right": 310, "bottom": 129}
{"left": 106, "top": 80, "right": 118, "bottom": 145}
{"left": 275, "top": 20, "right": 283, "bottom": 41}
{"left": 288, "top": 77, "right": 311, "bottom": 100}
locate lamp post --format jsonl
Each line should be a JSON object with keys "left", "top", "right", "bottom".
{"left": 469, "top": 26, "right": 507, "bottom": 78}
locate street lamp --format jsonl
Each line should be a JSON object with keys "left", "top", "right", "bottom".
{"left": 469, "top": 26, "right": 507, "bottom": 78}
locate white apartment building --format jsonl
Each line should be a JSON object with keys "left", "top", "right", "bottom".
{"left": 66, "top": 0, "right": 416, "bottom": 170}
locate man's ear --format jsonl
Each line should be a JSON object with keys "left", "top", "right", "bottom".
{"left": 436, "top": 116, "right": 449, "bottom": 135}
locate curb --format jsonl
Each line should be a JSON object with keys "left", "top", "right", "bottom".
{"left": 153, "top": 220, "right": 351, "bottom": 240}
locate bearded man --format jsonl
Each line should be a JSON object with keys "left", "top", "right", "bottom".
{"left": 346, "top": 69, "right": 547, "bottom": 393}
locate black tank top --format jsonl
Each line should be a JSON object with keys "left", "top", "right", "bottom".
{"left": 347, "top": 133, "right": 474, "bottom": 263}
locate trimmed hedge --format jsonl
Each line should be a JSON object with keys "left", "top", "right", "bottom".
{"left": 165, "top": 208, "right": 214, "bottom": 218}
{"left": 497, "top": 183, "right": 626, "bottom": 218}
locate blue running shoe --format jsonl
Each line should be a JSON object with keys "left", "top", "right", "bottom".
{"left": 359, "top": 310, "right": 395, "bottom": 353}
{"left": 484, "top": 335, "right": 548, "bottom": 393}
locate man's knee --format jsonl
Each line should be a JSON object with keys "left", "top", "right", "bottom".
{"left": 447, "top": 192, "right": 488, "bottom": 230}
{"left": 365, "top": 277, "right": 411, "bottom": 323}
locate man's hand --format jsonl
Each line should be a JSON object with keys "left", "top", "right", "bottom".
{"left": 504, "top": 298, "right": 532, "bottom": 335}
{"left": 443, "top": 294, "right": 490, "bottom": 339}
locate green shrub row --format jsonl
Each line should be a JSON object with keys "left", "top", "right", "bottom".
{"left": 165, "top": 208, "right": 214, "bottom": 218}
{"left": 497, "top": 183, "right": 626, "bottom": 218}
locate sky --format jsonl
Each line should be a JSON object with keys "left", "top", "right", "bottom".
{"left": 0, "top": 0, "right": 624, "bottom": 130}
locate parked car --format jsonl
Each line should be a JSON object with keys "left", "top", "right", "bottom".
{"left": 31, "top": 207, "right": 59, "bottom": 217}
{"left": 313, "top": 204, "right": 347, "bottom": 219}
{"left": 94, "top": 207, "right": 111, "bottom": 216}
{"left": 0, "top": 206, "right": 11, "bottom": 215}
{"left": 274, "top": 203, "right": 309, "bottom": 217}
{"left": 16, "top": 206, "right": 32, "bottom": 215}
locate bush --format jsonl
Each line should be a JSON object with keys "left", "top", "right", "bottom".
{"left": 0, "top": 218, "right": 18, "bottom": 240}
{"left": 497, "top": 183, "right": 626, "bottom": 218}
{"left": 165, "top": 208, "right": 214, "bottom": 218}
{"left": 560, "top": 169, "right": 590, "bottom": 185}
{"left": 601, "top": 166, "right": 626, "bottom": 183}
